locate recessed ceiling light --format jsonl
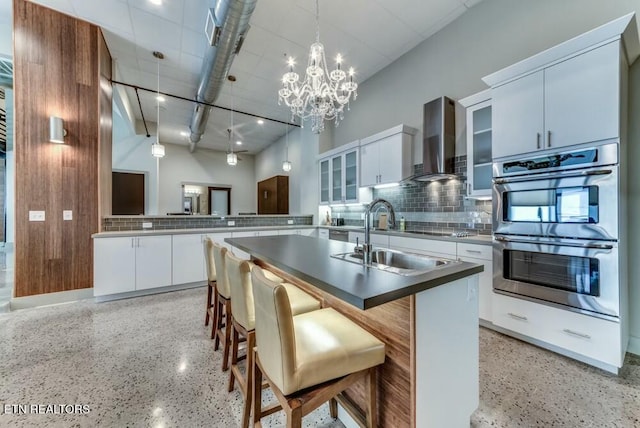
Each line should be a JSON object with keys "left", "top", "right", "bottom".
{"left": 156, "top": 95, "right": 165, "bottom": 102}
{"left": 257, "top": 119, "right": 264, "bottom": 125}
{"left": 236, "top": 141, "right": 242, "bottom": 145}
{"left": 149, "top": 0, "right": 162, "bottom": 5}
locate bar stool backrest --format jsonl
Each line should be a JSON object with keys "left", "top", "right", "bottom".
{"left": 212, "top": 243, "right": 230, "bottom": 298}
{"left": 203, "top": 238, "right": 216, "bottom": 282}
{"left": 251, "top": 266, "right": 297, "bottom": 395}
{"left": 225, "top": 251, "right": 255, "bottom": 331}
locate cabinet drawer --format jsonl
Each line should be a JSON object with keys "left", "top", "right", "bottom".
{"left": 493, "top": 294, "right": 622, "bottom": 367}
{"left": 389, "top": 236, "right": 456, "bottom": 256}
{"left": 457, "top": 242, "right": 492, "bottom": 260}
{"left": 318, "top": 229, "right": 329, "bottom": 239}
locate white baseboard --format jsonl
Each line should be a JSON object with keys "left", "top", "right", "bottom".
{"left": 94, "top": 282, "right": 204, "bottom": 303}
{"left": 10, "top": 288, "right": 94, "bottom": 310}
{"left": 628, "top": 336, "right": 640, "bottom": 356}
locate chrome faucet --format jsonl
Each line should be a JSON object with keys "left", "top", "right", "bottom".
{"left": 361, "top": 198, "right": 396, "bottom": 265}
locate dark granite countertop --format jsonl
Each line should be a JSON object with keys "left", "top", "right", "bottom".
{"left": 226, "top": 235, "right": 483, "bottom": 310}
{"left": 317, "top": 225, "right": 493, "bottom": 246}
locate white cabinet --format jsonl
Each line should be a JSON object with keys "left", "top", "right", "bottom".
{"left": 388, "top": 236, "right": 457, "bottom": 258}
{"left": 94, "top": 237, "right": 136, "bottom": 296}
{"left": 318, "top": 228, "right": 329, "bottom": 239}
{"left": 492, "top": 293, "right": 622, "bottom": 368}
{"left": 359, "top": 125, "right": 415, "bottom": 187}
{"left": 460, "top": 91, "right": 492, "bottom": 198}
{"left": 491, "top": 41, "right": 621, "bottom": 159}
{"left": 457, "top": 242, "right": 493, "bottom": 323}
{"left": 319, "top": 147, "right": 361, "bottom": 205}
{"left": 278, "top": 228, "right": 316, "bottom": 237}
{"left": 94, "top": 235, "right": 172, "bottom": 296}
{"left": 135, "top": 236, "right": 173, "bottom": 290}
{"left": 172, "top": 234, "right": 207, "bottom": 285}
{"left": 348, "top": 231, "right": 389, "bottom": 248}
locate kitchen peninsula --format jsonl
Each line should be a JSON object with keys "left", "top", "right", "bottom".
{"left": 226, "top": 235, "right": 483, "bottom": 428}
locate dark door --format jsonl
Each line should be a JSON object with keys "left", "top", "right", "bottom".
{"left": 112, "top": 172, "right": 144, "bottom": 215}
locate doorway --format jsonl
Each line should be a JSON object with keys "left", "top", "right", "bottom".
{"left": 209, "top": 187, "right": 231, "bottom": 216}
{"left": 112, "top": 171, "right": 145, "bottom": 215}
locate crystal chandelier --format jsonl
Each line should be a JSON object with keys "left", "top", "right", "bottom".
{"left": 152, "top": 51, "right": 165, "bottom": 158}
{"left": 278, "top": 0, "right": 358, "bottom": 134}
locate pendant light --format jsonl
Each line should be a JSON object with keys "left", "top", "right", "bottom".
{"left": 226, "top": 75, "right": 238, "bottom": 166}
{"left": 282, "top": 122, "right": 292, "bottom": 172}
{"left": 152, "top": 51, "right": 165, "bottom": 158}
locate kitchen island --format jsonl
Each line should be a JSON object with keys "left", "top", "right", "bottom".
{"left": 226, "top": 235, "right": 483, "bottom": 428}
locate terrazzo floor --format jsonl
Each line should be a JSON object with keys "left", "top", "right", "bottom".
{"left": 0, "top": 287, "right": 638, "bottom": 427}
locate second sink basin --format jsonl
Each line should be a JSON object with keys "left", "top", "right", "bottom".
{"left": 331, "top": 248, "right": 458, "bottom": 276}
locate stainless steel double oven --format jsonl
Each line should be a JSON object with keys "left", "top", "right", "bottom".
{"left": 492, "top": 142, "right": 620, "bottom": 319}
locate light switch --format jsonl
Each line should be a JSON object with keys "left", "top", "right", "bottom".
{"left": 142, "top": 222, "right": 153, "bottom": 229}
{"left": 29, "top": 211, "right": 45, "bottom": 222}
{"left": 287, "top": 220, "right": 294, "bottom": 225}
{"left": 227, "top": 221, "right": 236, "bottom": 226}
{"left": 63, "top": 210, "right": 73, "bottom": 221}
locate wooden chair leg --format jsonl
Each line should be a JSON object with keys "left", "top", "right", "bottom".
{"left": 329, "top": 398, "right": 338, "bottom": 419}
{"left": 241, "top": 332, "right": 255, "bottom": 428}
{"left": 205, "top": 283, "right": 213, "bottom": 326}
{"left": 228, "top": 324, "right": 239, "bottom": 391}
{"left": 287, "top": 405, "right": 303, "bottom": 428}
{"left": 253, "top": 350, "right": 263, "bottom": 427}
{"left": 211, "top": 289, "right": 220, "bottom": 342}
{"left": 222, "top": 300, "right": 232, "bottom": 371}
{"left": 365, "top": 367, "right": 378, "bottom": 428}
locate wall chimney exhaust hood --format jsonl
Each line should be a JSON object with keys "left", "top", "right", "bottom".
{"left": 411, "top": 96, "right": 458, "bottom": 182}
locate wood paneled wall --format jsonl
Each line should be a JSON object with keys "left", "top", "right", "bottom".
{"left": 13, "top": 0, "right": 112, "bottom": 297}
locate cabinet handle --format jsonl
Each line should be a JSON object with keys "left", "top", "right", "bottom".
{"left": 264, "top": 191, "right": 268, "bottom": 199}
{"left": 467, "top": 183, "right": 471, "bottom": 196}
{"left": 536, "top": 132, "right": 541, "bottom": 149}
{"left": 465, "top": 249, "right": 482, "bottom": 254}
{"left": 137, "top": 237, "right": 140, "bottom": 247}
{"left": 547, "top": 130, "right": 551, "bottom": 147}
{"left": 563, "top": 329, "right": 591, "bottom": 340}
{"left": 507, "top": 312, "right": 528, "bottom": 321}
{"left": 131, "top": 238, "right": 134, "bottom": 248}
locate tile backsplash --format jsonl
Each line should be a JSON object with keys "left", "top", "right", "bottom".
{"left": 330, "top": 157, "right": 493, "bottom": 235}
{"left": 102, "top": 215, "right": 313, "bottom": 232}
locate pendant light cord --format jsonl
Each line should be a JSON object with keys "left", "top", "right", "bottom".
{"left": 315, "top": 0, "right": 320, "bottom": 43}
{"left": 156, "top": 56, "right": 160, "bottom": 145}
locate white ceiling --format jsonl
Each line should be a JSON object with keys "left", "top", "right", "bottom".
{"left": 23, "top": 0, "right": 482, "bottom": 153}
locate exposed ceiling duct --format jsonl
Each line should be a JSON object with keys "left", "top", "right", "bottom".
{"left": 188, "top": 0, "right": 257, "bottom": 152}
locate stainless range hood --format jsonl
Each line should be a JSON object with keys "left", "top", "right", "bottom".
{"left": 412, "top": 96, "right": 458, "bottom": 181}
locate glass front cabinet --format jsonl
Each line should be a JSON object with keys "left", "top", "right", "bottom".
{"left": 319, "top": 146, "right": 360, "bottom": 205}
{"left": 460, "top": 90, "right": 492, "bottom": 198}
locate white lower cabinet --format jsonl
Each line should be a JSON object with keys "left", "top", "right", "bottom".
{"left": 94, "top": 235, "right": 172, "bottom": 296}
{"left": 278, "top": 228, "right": 316, "bottom": 237}
{"left": 457, "top": 243, "right": 493, "bottom": 323}
{"left": 135, "top": 236, "right": 173, "bottom": 290}
{"left": 172, "top": 234, "right": 207, "bottom": 285}
{"left": 348, "top": 231, "right": 389, "bottom": 248}
{"left": 318, "top": 229, "right": 329, "bottom": 240}
{"left": 492, "top": 293, "right": 622, "bottom": 368}
{"left": 388, "top": 236, "right": 457, "bottom": 258}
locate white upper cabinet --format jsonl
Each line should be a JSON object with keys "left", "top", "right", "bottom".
{"left": 492, "top": 71, "right": 544, "bottom": 158}
{"left": 485, "top": 12, "right": 640, "bottom": 160}
{"left": 319, "top": 142, "right": 370, "bottom": 205}
{"left": 544, "top": 41, "right": 620, "bottom": 149}
{"left": 359, "top": 125, "right": 415, "bottom": 187}
{"left": 460, "top": 91, "right": 493, "bottom": 198}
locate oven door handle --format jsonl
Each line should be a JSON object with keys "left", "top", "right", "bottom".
{"left": 494, "top": 236, "right": 614, "bottom": 250}
{"left": 493, "top": 169, "right": 613, "bottom": 184}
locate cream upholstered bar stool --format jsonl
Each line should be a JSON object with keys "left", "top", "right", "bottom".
{"left": 203, "top": 238, "right": 217, "bottom": 334}
{"left": 211, "top": 242, "right": 233, "bottom": 371}
{"left": 225, "top": 253, "right": 321, "bottom": 428}
{"left": 251, "top": 266, "right": 386, "bottom": 428}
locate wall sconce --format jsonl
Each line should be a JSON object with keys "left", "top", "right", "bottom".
{"left": 49, "top": 116, "right": 67, "bottom": 143}
{"left": 282, "top": 160, "right": 292, "bottom": 172}
{"left": 151, "top": 142, "right": 165, "bottom": 158}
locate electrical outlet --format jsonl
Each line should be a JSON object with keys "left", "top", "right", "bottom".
{"left": 142, "top": 222, "right": 153, "bottom": 229}
{"left": 63, "top": 210, "right": 73, "bottom": 221}
{"left": 227, "top": 220, "right": 236, "bottom": 226}
{"left": 29, "top": 211, "right": 45, "bottom": 222}
{"left": 287, "top": 220, "right": 294, "bottom": 225}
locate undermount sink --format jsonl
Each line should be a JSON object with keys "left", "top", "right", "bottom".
{"left": 330, "top": 248, "right": 458, "bottom": 276}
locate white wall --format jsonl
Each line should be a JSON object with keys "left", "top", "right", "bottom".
{"left": 158, "top": 143, "right": 256, "bottom": 215}
{"left": 328, "top": 0, "right": 640, "bottom": 352}
{"left": 255, "top": 125, "right": 324, "bottom": 217}
{"left": 112, "top": 108, "right": 160, "bottom": 215}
